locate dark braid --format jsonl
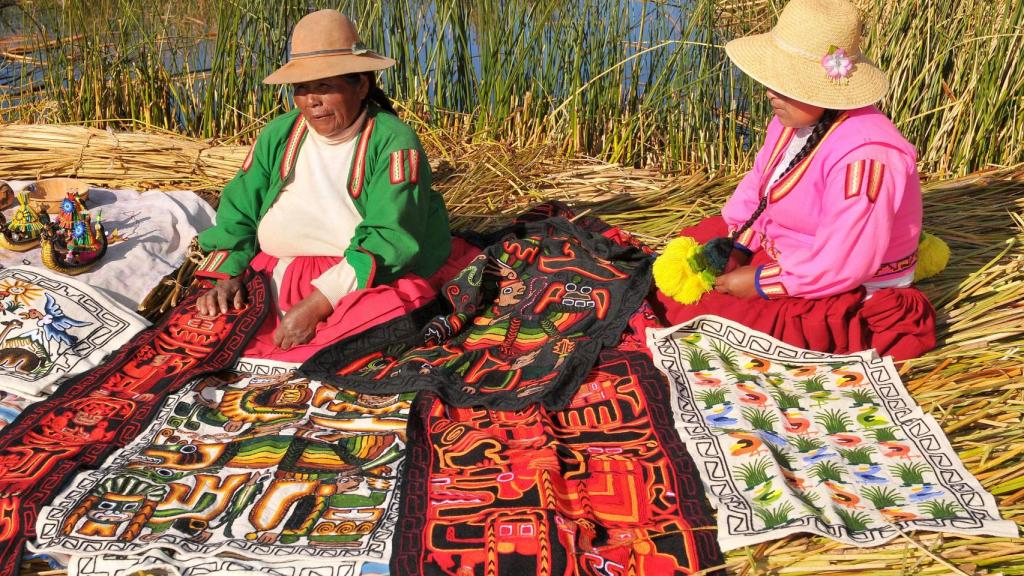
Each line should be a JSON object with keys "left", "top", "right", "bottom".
{"left": 731, "top": 108, "right": 841, "bottom": 240}
{"left": 341, "top": 72, "right": 399, "bottom": 116}
{"left": 702, "top": 109, "right": 841, "bottom": 274}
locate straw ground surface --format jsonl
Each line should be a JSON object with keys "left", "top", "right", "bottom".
{"left": 3, "top": 125, "right": 1023, "bottom": 575}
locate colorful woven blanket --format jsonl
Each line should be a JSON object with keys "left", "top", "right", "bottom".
{"left": 393, "top": 344, "right": 723, "bottom": 574}
{"left": 33, "top": 357, "right": 410, "bottom": 574}
{"left": 0, "top": 272, "right": 268, "bottom": 576}
{"left": 0, "top": 266, "right": 148, "bottom": 400}
{"left": 648, "top": 316, "right": 1018, "bottom": 550}
{"left": 302, "top": 215, "right": 653, "bottom": 410}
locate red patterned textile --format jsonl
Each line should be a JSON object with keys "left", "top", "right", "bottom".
{"left": 0, "top": 273, "right": 269, "bottom": 575}
{"left": 393, "top": 345, "right": 723, "bottom": 575}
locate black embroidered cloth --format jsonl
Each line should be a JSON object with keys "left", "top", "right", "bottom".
{"left": 301, "top": 212, "right": 652, "bottom": 410}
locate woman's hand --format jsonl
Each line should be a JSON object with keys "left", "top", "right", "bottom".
{"left": 197, "top": 276, "right": 247, "bottom": 316}
{"left": 273, "top": 289, "right": 333, "bottom": 350}
{"left": 724, "top": 247, "right": 753, "bottom": 273}
{"left": 714, "top": 265, "right": 759, "bottom": 299}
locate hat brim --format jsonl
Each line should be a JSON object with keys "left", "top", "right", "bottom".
{"left": 263, "top": 52, "right": 396, "bottom": 85}
{"left": 725, "top": 33, "right": 888, "bottom": 110}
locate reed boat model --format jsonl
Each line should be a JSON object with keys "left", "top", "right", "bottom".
{"left": 38, "top": 193, "right": 108, "bottom": 276}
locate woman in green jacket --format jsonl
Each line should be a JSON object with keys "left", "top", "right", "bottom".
{"left": 195, "top": 9, "right": 474, "bottom": 361}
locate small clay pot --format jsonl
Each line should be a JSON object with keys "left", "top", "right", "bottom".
{"left": 25, "top": 178, "right": 91, "bottom": 210}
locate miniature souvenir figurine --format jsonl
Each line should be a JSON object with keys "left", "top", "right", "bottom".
{"left": 0, "top": 193, "right": 48, "bottom": 252}
{"left": 40, "top": 192, "right": 107, "bottom": 275}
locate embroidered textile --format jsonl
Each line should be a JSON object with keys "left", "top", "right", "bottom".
{"left": 393, "top": 346, "right": 723, "bottom": 575}
{"left": 302, "top": 216, "right": 653, "bottom": 410}
{"left": 0, "top": 273, "right": 268, "bottom": 576}
{"left": 33, "top": 357, "right": 409, "bottom": 574}
{"left": 648, "top": 316, "right": 1017, "bottom": 550}
{"left": 0, "top": 266, "right": 148, "bottom": 400}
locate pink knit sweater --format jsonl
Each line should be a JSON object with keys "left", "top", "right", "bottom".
{"left": 721, "top": 106, "right": 922, "bottom": 300}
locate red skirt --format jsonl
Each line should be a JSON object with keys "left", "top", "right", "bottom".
{"left": 243, "top": 238, "right": 481, "bottom": 362}
{"left": 650, "top": 217, "right": 936, "bottom": 361}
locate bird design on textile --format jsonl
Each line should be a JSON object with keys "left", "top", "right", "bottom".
{"left": 22, "top": 293, "right": 91, "bottom": 348}
{"left": 880, "top": 441, "right": 912, "bottom": 460}
{"left": 833, "top": 368, "right": 864, "bottom": 387}
{"left": 880, "top": 507, "right": 919, "bottom": 523}
{"left": 693, "top": 372, "right": 722, "bottom": 387}
{"left": 856, "top": 406, "right": 889, "bottom": 428}
{"left": 736, "top": 383, "right": 768, "bottom": 407}
{"left": 743, "top": 356, "right": 771, "bottom": 373}
{"left": 705, "top": 404, "right": 738, "bottom": 427}
{"left": 824, "top": 481, "right": 862, "bottom": 509}
{"left": 802, "top": 446, "right": 837, "bottom": 464}
{"left": 908, "top": 484, "right": 945, "bottom": 503}
{"left": 852, "top": 464, "right": 888, "bottom": 484}
{"left": 756, "top": 429, "right": 789, "bottom": 448}
{"left": 753, "top": 481, "right": 783, "bottom": 506}
{"left": 728, "top": 431, "right": 764, "bottom": 457}
{"left": 783, "top": 408, "right": 812, "bottom": 434}
{"left": 830, "top": 433, "right": 863, "bottom": 447}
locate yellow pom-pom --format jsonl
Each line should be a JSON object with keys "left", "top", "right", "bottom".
{"left": 914, "top": 231, "right": 950, "bottom": 281}
{"left": 654, "top": 236, "right": 715, "bottom": 304}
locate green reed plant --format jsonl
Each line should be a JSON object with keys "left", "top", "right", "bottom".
{"left": 3, "top": 0, "right": 1022, "bottom": 173}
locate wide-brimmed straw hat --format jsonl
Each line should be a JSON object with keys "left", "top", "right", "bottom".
{"left": 725, "top": 0, "right": 888, "bottom": 110}
{"left": 263, "top": 10, "right": 395, "bottom": 85}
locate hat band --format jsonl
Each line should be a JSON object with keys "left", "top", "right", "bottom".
{"left": 290, "top": 47, "right": 365, "bottom": 59}
{"left": 769, "top": 31, "right": 861, "bottom": 63}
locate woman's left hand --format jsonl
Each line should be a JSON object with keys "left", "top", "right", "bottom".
{"left": 714, "top": 266, "right": 759, "bottom": 299}
{"left": 273, "top": 290, "right": 334, "bottom": 350}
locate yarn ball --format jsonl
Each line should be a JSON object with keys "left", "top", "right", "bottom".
{"left": 914, "top": 231, "right": 950, "bottom": 281}
{"left": 653, "top": 236, "right": 716, "bottom": 304}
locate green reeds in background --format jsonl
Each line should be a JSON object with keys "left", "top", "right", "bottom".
{"left": 1, "top": 0, "right": 1022, "bottom": 174}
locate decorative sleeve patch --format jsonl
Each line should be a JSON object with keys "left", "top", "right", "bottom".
{"left": 194, "top": 250, "right": 231, "bottom": 280}
{"left": 389, "top": 149, "right": 420, "bottom": 185}
{"left": 755, "top": 263, "right": 788, "bottom": 300}
{"left": 845, "top": 159, "right": 886, "bottom": 203}
{"left": 390, "top": 150, "right": 407, "bottom": 185}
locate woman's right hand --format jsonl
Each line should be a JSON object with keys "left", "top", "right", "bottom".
{"left": 197, "top": 275, "right": 247, "bottom": 316}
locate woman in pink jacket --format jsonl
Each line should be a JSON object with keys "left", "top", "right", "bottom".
{"left": 654, "top": 0, "right": 936, "bottom": 361}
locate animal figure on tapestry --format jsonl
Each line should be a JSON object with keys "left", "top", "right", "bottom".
{"left": 0, "top": 318, "right": 49, "bottom": 373}
{"left": 22, "top": 293, "right": 92, "bottom": 348}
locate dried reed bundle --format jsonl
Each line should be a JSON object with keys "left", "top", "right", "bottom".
{"left": 0, "top": 124, "right": 248, "bottom": 191}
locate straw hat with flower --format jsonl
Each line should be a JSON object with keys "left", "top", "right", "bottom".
{"left": 725, "top": 0, "right": 888, "bottom": 110}
{"left": 263, "top": 10, "right": 394, "bottom": 85}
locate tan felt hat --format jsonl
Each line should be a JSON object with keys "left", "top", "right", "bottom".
{"left": 725, "top": 0, "right": 888, "bottom": 110}
{"left": 263, "top": 10, "right": 395, "bottom": 85}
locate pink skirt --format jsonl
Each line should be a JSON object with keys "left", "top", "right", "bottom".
{"left": 243, "top": 238, "right": 480, "bottom": 362}
{"left": 651, "top": 217, "right": 936, "bottom": 362}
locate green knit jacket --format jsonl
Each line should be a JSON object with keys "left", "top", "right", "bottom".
{"left": 196, "top": 106, "right": 451, "bottom": 289}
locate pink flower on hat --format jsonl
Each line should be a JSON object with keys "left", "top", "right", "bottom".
{"left": 821, "top": 47, "right": 853, "bottom": 80}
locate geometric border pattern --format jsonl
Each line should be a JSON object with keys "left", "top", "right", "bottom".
{"left": 648, "top": 315, "right": 1017, "bottom": 550}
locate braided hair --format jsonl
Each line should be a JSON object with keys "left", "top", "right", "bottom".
{"left": 733, "top": 108, "right": 841, "bottom": 239}
{"left": 342, "top": 72, "right": 398, "bottom": 116}
{"left": 703, "top": 108, "right": 841, "bottom": 273}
